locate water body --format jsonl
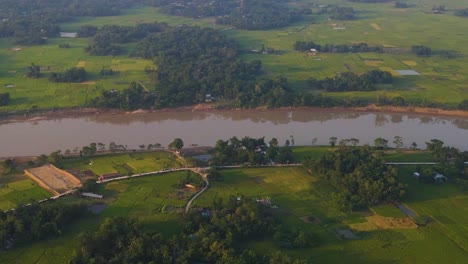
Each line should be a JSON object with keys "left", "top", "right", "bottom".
{"left": 0, "top": 109, "right": 467, "bottom": 157}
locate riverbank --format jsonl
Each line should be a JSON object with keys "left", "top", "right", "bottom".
{"left": 1, "top": 104, "right": 468, "bottom": 125}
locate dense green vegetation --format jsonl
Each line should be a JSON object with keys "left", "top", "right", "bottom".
{"left": 304, "top": 146, "right": 404, "bottom": 210}
{"left": 0, "top": 203, "right": 88, "bottom": 249}
{"left": 306, "top": 70, "right": 393, "bottom": 92}
{"left": 153, "top": 0, "right": 308, "bottom": 30}
{"left": 209, "top": 136, "right": 294, "bottom": 165}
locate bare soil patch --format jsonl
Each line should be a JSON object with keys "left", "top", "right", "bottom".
{"left": 350, "top": 215, "right": 418, "bottom": 231}
{"left": 24, "top": 164, "right": 82, "bottom": 195}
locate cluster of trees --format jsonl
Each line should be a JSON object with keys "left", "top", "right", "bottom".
{"left": 26, "top": 63, "right": 41, "bottom": 78}
{"left": 71, "top": 199, "right": 311, "bottom": 263}
{"left": 306, "top": 70, "right": 393, "bottom": 92}
{"left": 395, "top": 2, "right": 410, "bottom": 8}
{"left": 152, "top": 0, "right": 308, "bottom": 30}
{"left": 411, "top": 45, "right": 432, "bottom": 56}
{"left": 92, "top": 82, "right": 156, "bottom": 110}
{"left": 85, "top": 22, "right": 168, "bottom": 56}
{"left": 0, "top": 159, "right": 15, "bottom": 174}
{"left": 0, "top": 92, "right": 9, "bottom": 106}
{"left": 98, "top": 26, "right": 293, "bottom": 109}
{"left": 49, "top": 67, "right": 87, "bottom": 83}
{"left": 418, "top": 140, "right": 468, "bottom": 188}
{"left": 209, "top": 136, "right": 294, "bottom": 165}
{"left": 294, "top": 41, "right": 383, "bottom": 53}
{"left": 330, "top": 6, "right": 355, "bottom": 20}
{"left": 454, "top": 8, "right": 468, "bottom": 17}
{"left": 0, "top": 0, "right": 141, "bottom": 44}
{"left": 0, "top": 202, "right": 88, "bottom": 249}
{"left": 216, "top": 0, "right": 307, "bottom": 30}
{"left": 304, "top": 146, "right": 405, "bottom": 211}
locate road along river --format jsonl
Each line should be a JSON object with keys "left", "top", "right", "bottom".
{"left": 0, "top": 109, "right": 467, "bottom": 157}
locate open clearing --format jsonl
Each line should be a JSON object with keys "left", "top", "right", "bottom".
{"left": 24, "top": 164, "right": 82, "bottom": 195}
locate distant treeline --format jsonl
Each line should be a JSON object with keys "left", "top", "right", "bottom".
{"left": 454, "top": 8, "right": 468, "bottom": 17}
{"left": 0, "top": 0, "right": 141, "bottom": 44}
{"left": 349, "top": 0, "right": 391, "bottom": 3}
{"left": 294, "top": 41, "right": 383, "bottom": 53}
{"left": 150, "top": 0, "right": 310, "bottom": 30}
{"left": 306, "top": 70, "right": 393, "bottom": 92}
{"left": 82, "top": 22, "right": 169, "bottom": 56}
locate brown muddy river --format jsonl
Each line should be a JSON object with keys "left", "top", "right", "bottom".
{"left": 0, "top": 109, "right": 467, "bottom": 157}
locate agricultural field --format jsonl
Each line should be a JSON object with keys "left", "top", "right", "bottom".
{"left": 194, "top": 166, "right": 468, "bottom": 263}
{"left": 0, "top": 170, "right": 201, "bottom": 264}
{"left": 0, "top": 177, "right": 50, "bottom": 210}
{"left": 59, "top": 151, "right": 183, "bottom": 177}
{"left": 1, "top": 0, "right": 467, "bottom": 111}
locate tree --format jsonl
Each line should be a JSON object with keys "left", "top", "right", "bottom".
{"left": 0, "top": 93, "right": 10, "bottom": 106}
{"left": 269, "top": 138, "right": 278, "bottom": 147}
{"left": 374, "top": 137, "right": 388, "bottom": 149}
{"left": 393, "top": 136, "right": 403, "bottom": 149}
{"left": 411, "top": 142, "right": 418, "bottom": 150}
{"left": 426, "top": 139, "right": 444, "bottom": 151}
{"left": 168, "top": 138, "right": 184, "bottom": 151}
{"left": 285, "top": 139, "right": 290, "bottom": 147}
{"left": 26, "top": 63, "right": 41, "bottom": 78}
{"left": 1, "top": 159, "right": 15, "bottom": 174}
{"left": 329, "top": 137, "right": 337, "bottom": 147}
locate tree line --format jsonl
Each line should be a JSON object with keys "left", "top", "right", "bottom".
{"left": 0, "top": 0, "right": 141, "bottom": 44}
{"left": 150, "top": 0, "right": 309, "bottom": 30}
{"left": 306, "top": 70, "right": 393, "bottom": 92}
{"left": 71, "top": 197, "right": 314, "bottom": 263}
{"left": 209, "top": 136, "right": 294, "bottom": 166}
{"left": 294, "top": 41, "right": 383, "bottom": 53}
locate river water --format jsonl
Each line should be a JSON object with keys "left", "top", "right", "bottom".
{"left": 0, "top": 109, "right": 467, "bottom": 157}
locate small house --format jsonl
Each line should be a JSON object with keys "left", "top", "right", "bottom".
{"left": 433, "top": 173, "right": 447, "bottom": 181}
{"left": 59, "top": 32, "right": 77, "bottom": 38}
{"left": 310, "top": 48, "right": 318, "bottom": 55}
{"left": 413, "top": 172, "right": 421, "bottom": 178}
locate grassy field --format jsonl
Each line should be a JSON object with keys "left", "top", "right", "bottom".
{"left": 0, "top": 177, "right": 51, "bottom": 210}
{"left": 195, "top": 166, "right": 468, "bottom": 263}
{"left": 59, "top": 151, "right": 183, "bottom": 176}
{"left": 1, "top": 1, "right": 467, "bottom": 111}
